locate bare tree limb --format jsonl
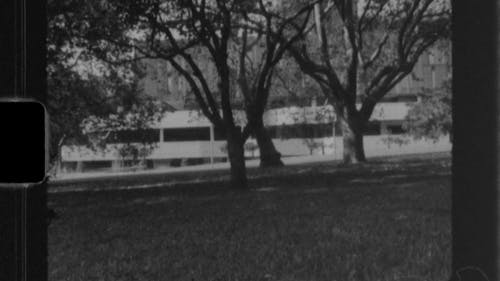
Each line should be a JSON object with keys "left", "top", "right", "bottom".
{"left": 363, "top": 32, "right": 390, "bottom": 69}
{"left": 168, "top": 58, "right": 222, "bottom": 126}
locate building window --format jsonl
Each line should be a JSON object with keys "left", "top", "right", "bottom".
{"left": 108, "top": 129, "right": 160, "bottom": 144}
{"left": 387, "top": 124, "right": 405, "bottom": 135}
{"left": 212, "top": 126, "right": 242, "bottom": 141}
{"left": 163, "top": 127, "right": 211, "bottom": 142}
{"left": 267, "top": 123, "right": 334, "bottom": 139}
{"left": 364, "top": 121, "right": 381, "bottom": 136}
{"left": 332, "top": 121, "right": 381, "bottom": 136}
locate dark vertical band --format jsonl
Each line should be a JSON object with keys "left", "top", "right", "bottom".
{"left": 0, "top": 0, "right": 48, "bottom": 281}
{"left": 451, "top": 0, "right": 498, "bottom": 280}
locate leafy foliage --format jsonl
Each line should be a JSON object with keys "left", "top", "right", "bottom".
{"left": 46, "top": 55, "right": 158, "bottom": 169}
{"left": 404, "top": 81, "right": 451, "bottom": 141}
{"left": 286, "top": 0, "right": 451, "bottom": 162}
{"left": 48, "top": 0, "right": 321, "bottom": 185}
{"left": 47, "top": 64, "right": 114, "bottom": 160}
{"left": 47, "top": 0, "right": 172, "bottom": 173}
{"left": 81, "top": 95, "right": 169, "bottom": 166}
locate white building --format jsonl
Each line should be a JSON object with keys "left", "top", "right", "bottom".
{"left": 60, "top": 103, "right": 451, "bottom": 173}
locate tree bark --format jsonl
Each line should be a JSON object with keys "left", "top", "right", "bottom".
{"left": 52, "top": 135, "right": 66, "bottom": 177}
{"left": 253, "top": 120, "right": 284, "bottom": 168}
{"left": 340, "top": 116, "right": 366, "bottom": 164}
{"left": 226, "top": 127, "right": 248, "bottom": 189}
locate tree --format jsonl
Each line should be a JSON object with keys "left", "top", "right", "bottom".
{"left": 46, "top": 60, "right": 164, "bottom": 175}
{"left": 286, "top": 0, "right": 450, "bottom": 163}
{"left": 47, "top": 63, "right": 113, "bottom": 175}
{"left": 233, "top": 1, "right": 314, "bottom": 167}
{"left": 244, "top": 142, "right": 259, "bottom": 158}
{"left": 288, "top": 105, "right": 336, "bottom": 155}
{"left": 55, "top": 0, "right": 319, "bottom": 188}
{"left": 81, "top": 96, "right": 168, "bottom": 170}
{"left": 272, "top": 59, "right": 324, "bottom": 108}
{"left": 83, "top": 0, "right": 254, "bottom": 188}
{"left": 47, "top": 0, "right": 146, "bottom": 175}
{"left": 404, "top": 80, "right": 451, "bottom": 141}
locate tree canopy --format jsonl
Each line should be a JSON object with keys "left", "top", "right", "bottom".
{"left": 48, "top": 0, "right": 321, "bottom": 186}
{"left": 404, "top": 80, "right": 451, "bottom": 141}
{"left": 47, "top": 0, "right": 169, "bottom": 173}
{"left": 285, "top": 0, "right": 450, "bottom": 163}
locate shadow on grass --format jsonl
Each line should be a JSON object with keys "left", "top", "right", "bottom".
{"left": 48, "top": 154, "right": 451, "bottom": 281}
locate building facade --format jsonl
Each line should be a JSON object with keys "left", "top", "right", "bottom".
{"left": 60, "top": 3, "right": 452, "bottom": 173}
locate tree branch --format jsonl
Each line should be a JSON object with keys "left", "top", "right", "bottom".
{"left": 362, "top": 31, "right": 390, "bottom": 69}
{"left": 168, "top": 58, "right": 222, "bottom": 126}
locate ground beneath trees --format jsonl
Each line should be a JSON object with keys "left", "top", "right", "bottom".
{"left": 48, "top": 153, "right": 451, "bottom": 281}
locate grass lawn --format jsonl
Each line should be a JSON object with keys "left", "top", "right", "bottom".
{"left": 48, "top": 153, "right": 451, "bottom": 281}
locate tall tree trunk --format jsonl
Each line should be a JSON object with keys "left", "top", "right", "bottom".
{"left": 55, "top": 146, "right": 63, "bottom": 176}
{"left": 340, "top": 116, "right": 366, "bottom": 164}
{"left": 253, "top": 120, "right": 284, "bottom": 168}
{"left": 226, "top": 127, "right": 248, "bottom": 189}
{"left": 53, "top": 135, "right": 66, "bottom": 177}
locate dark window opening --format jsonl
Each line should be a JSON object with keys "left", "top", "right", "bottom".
{"left": 381, "top": 95, "right": 418, "bottom": 102}
{"left": 163, "top": 126, "right": 241, "bottom": 142}
{"left": 213, "top": 126, "right": 242, "bottom": 141}
{"left": 387, "top": 124, "right": 406, "bottom": 135}
{"left": 163, "top": 127, "right": 210, "bottom": 141}
{"left": 266, "top": 126, "right": 279, "bottom": 138}
{"left": 108, "top": 129, "right": 160, "bottom": 144}
{"left": 364, "top": 121, "right": 381, "bottom": 136}
{"left": 83, "top": 161, "right": 112, "bottom": 170}
{"left": 267, "top": 123, "right": 334, "bottom": 139}
{"left": 333, "top": 121, "right": 381, "bottom": 136}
